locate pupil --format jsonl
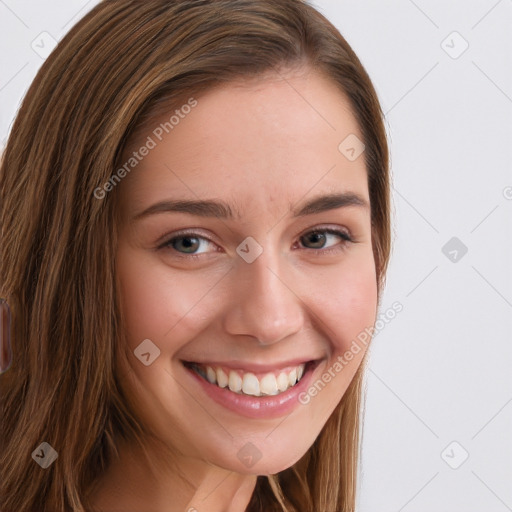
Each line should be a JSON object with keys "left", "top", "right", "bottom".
{"left": 176, "top": 237, "right": 198, "bottom": 253}
{"left": 306, "top": 232, "right": 325, "bottom": 248}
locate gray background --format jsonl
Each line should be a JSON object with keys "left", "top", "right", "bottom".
{"left": 1, "top": 1, "right": 511, "bottom": 510}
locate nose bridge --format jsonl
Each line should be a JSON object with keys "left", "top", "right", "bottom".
{"left": 223, "top": 245, "right": 304, "bottom": 345}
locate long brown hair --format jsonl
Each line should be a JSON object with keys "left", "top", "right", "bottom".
{"left": 0, "top": 1, "right": 390, "bottom": 510}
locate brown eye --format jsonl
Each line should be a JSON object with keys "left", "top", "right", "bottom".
{"left": 159, "top": 232, "right": 216, "bottom": 257}
{"left": 170, "top": 235, "right": 201, "bottom": 253}
{"left": 300, "top": 229, "right": 352, "bottom": 251}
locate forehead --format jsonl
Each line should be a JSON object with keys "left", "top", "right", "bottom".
{"left": 118, "top": 68, "right": 368, "bottom": 216}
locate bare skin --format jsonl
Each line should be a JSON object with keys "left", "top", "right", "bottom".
{"left": 89, "top": 66, "right": 377, "bottom": 512}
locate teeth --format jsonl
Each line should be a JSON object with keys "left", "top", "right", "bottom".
{"left": 206, "top": 366, "right": 216, "bottom": 384}
{"left": 276, "top": 372, "right": 289, "bottom": 392}
{"left": 193, "top": 362, "right": 307, "bottom": 397}
{"left": 242, "top": 373, "right": 260, "bottom": 396}
{"left": 216, "top": 368, "right": 228, "bottom": 388}
{"left": 259, "top": 373, "right": 279, "bottom": 395}
{"left": 288, "top": 368, "right": 297, "bottom": 387}
{"left": 228, "top": 371, "right": 242, "bottom": 393}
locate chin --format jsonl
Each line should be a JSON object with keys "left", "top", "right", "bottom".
{"left": 208, "top": 441, "right": 311, "bottom": 476}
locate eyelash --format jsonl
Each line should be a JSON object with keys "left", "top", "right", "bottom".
{"left": 157, "top": 227, "right": 354, "bottom": 260}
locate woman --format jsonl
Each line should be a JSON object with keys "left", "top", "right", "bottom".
{"left": 0, "top": 0, "right": 391, "bottom": 510}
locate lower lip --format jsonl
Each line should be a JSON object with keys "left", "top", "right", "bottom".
{"left": 182, "top": 360, "right": 320, "bottom": 419}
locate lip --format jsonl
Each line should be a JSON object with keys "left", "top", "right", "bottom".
{"left": 181, "top": 358, "right": 322, "bottom": 419}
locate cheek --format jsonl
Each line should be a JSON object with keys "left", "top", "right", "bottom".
{"left": 311, "top": 253, "right": 378, "bottom": 355}
{"left": 299, "top": 256, "right": 377, "bottom": 421}
{"left": 115, "top": 247, "right": 216, "bottom": 350}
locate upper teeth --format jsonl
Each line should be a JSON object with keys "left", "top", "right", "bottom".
{"left": 197, "top": 363, "right": 306, "bottom": 397}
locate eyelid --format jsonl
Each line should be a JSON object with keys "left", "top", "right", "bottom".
{"left": 156, "top": 228, "right": 216, "bottom": 248}
{"left": 299, "top": 224, "right": 353, "bottom": 240}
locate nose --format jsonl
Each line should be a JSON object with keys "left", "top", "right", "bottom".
{"left": 222, "top": 249, "right": 305, "bottom": 346}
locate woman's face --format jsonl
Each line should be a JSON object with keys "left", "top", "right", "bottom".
{"left": 115, "top": 68, "right": 377, "bottom": 475}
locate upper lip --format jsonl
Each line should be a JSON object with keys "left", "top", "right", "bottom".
{"left": 182, "top": 357, "right": 322, "bottom": 373}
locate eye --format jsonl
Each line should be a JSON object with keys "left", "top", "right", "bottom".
{"left": 298, "top": 228, "right": 353, "bottom": 253}
{"left": 158, "top": 231, "right": 217, "bottom": 258}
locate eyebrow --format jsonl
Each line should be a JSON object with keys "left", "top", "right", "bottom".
{"left": 132, "top": 192, "right": 369, "bottom": 222}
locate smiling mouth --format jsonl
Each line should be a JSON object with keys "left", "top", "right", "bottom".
{"left": 182, "top": 360, "right": 317, "bottom": 397}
